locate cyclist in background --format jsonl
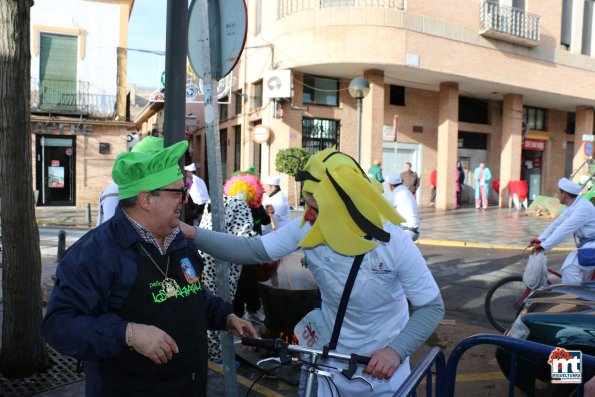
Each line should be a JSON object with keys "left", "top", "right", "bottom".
{"left": 530, "top": 178, "right": 595, "bottom": 284}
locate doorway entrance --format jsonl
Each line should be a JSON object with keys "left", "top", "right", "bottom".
{"left": 36, "top": 136, "right": 76, "bottom": 206}
{"left": 382, "top": 141, "right": 422, "bottom": 202}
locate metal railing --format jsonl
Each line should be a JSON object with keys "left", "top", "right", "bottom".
{"left": 480, "top": 0, "right": 540, "bottom": 42}
{"left": 278, "top": 0, "right": 405, "bottom": 19}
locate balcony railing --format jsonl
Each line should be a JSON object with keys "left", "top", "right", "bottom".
{"left": 31, "top": 78, "right": 117, "bottom": 118}
{"left": 278, "top": 0, "right": 404, "bottom": 19}
{"left": 480, "top": 0, "right": 540, "bottom": 45}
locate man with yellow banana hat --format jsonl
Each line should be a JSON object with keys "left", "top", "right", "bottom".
{"left": 179, "top": 148, "right": 444, "bottom": 396}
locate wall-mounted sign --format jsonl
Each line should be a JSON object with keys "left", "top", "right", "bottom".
{"left": 585, "top": 142, "right": 593, "bottom": 157}
{"left": 522, "top": 138, "right": 545, "bottom": 151}
{"left": 253, "top": 124, "right": 271, "bottom": 144}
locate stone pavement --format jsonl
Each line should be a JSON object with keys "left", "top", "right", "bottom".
{"left": 0, "top": 204, "right": 575, "bottom": 396}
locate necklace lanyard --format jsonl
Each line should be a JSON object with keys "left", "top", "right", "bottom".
{"left": 138, "top": 243, "right": 179, "bottom": 298}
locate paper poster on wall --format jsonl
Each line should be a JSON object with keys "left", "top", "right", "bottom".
{"left": 48, "top": 166, "right": 65, "bottom": 188}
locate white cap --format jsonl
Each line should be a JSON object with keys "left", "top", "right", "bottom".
{"left": 184, "top": 163, "right": 197, "bottom": 172}
{"left": 386, "top": 172, "right": 402, "bottom": 185}
{"left": 558, "top": 178, "right": 581, "bottom": 195}
{"left": 262, "top": 175, "right": 281, "bottom": 186}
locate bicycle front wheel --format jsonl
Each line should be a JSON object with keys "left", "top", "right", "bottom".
{"left": 484, "top": 276, "right": 529, "bottom": 333}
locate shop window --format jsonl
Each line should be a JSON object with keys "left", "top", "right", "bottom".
{"left": 234, "top": 90, "right": 243, "bottom": 114}
{"left": 219, "top": 97, "right": 228, "bottom": 120}
{"left": 389, "top": 85, "right": 405, "bottom": 106}
{"left": 302, "top": 118, "right": 340, "bottom": 154}
{"left": 523, "top": 106, "right": 548, "bottom": 131}
{"left": 459, "top": 96, "right": 489, "bottom": 125}
{"left": 234, "top": 125, "right": 241, "bottom": 171}
{"left": 303, "top": 75, "right": 339, "bottom": 107}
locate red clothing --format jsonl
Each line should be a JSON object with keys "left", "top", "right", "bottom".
{"left": 430, "top": 169, "right": 437, "bottom": 187}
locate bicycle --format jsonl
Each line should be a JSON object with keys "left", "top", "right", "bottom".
{"left": 484, "top": 266, "right": 561, "bottom": 333}
{"left": 241, "top": 337, "right": 371, "bottom": 397}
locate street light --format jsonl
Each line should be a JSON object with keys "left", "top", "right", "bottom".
{"left": 349, "top": 77, "right": 370, "bottom": 162}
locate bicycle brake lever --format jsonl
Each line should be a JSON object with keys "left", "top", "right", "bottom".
{"left": 342, "top": 374, "right": 374, "bottom": 392}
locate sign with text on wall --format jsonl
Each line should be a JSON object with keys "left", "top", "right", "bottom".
{"left": 522, "top": 138, "right": 545, "bottom": 151}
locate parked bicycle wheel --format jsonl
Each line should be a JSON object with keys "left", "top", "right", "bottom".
{"left": 484, "top": 276, "right": 530, "bottom": 333}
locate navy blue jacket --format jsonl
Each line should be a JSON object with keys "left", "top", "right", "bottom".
{"left": 42, "top": 206, "right": 232, "bottom": 395}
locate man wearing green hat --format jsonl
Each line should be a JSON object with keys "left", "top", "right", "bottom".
{"left": 96, "top": 135, "right": 166, "bottom": 226}
{"left": 43, "top": 140, "right": 256, "bottom": 396}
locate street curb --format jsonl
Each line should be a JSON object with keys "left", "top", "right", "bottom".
{"left": 417, "top": 238, "right": 574, "bottom": 252}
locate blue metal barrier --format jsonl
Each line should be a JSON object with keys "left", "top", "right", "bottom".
{"left": 445, "top": 334, "right": 595, "bottom": 397}
{"left": 393, "top": 347, "right": 447, "bottom": 397}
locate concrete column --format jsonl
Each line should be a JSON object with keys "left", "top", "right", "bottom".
{"left": 499, "top": 94, "right": 523, "bottom": 207}
{"left": 436, "top": 82, "right": 458, "bottom": 210}
{"left": 573, "top": 106, "right": 594, "bottom": 180}
{"left": 362, "top": 70, "right": 385, "bottom": 170}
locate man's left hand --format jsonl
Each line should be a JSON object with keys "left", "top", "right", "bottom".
{"left": 226, "top": 314, "right": 258, "bottom": 338}
{"left": 363, "top": 347, "right": 401, "bottom": 380}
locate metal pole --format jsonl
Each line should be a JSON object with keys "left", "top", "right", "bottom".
{"left": 57, "top": 230, "right": 66, "bottom": 261}
{"left": 163, "top": 0, "right": 188, "bottom": 149}
{"left": 198, "top": 1, "right": 237, "bottom": 394}
{"left": 356, "top": 97, "right": 362, "bottom": 163}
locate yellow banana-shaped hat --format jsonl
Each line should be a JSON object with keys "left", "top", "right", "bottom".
{"left": 296, "top": 148, "right": 404, "bottom": 256}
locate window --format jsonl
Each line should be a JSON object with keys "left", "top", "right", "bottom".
{"left": 389, "top": 85, "right": 405, "bottom": 106}
{"left": 219, "top": 98, "right": 228, "bottom": 120}
{"left": 459, "top": 96, "right": 489, "bottom": 125}
{"left": 220, "top": 128, "right": 228, "bottom": 181}
{"left": 234, "top": 125, "right": 242, "bottom": 170}
{"left": 582, "top": 0, "right": 594, "bottom": 55}
{"left": 303, "top": 75, "right": 339, "bottom": 106}
{"left": 234, "top": 90, "right": 243, "bottom": 115}
{"left": 523, "top": 106, "right": 548, "bottom": 131}
{"left": 561, "top": 0, "right": 573, "bottom": 47}
{"left": 567, "top": 112, "right": 576, "bottom": 134}
{"left": 302, "top": 118, "right": 340, "bottom": 155}
{"left": 255, "top": 0, "right": 262, "bottom": 34}
{"left": 458, "top": 132, "right": 488, "bottom": 150}
{"left": 39, "top": 33, "right": 78, "bottom": 110}
{"left": 252, "top": 81, "right": 263, "bottom": 109}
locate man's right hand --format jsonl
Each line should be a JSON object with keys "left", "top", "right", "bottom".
{"left": 178, "top": 220, "right": 197, "bottom": 240}
{"left": 128, "top": 323, "right": 179, "bottom": 365}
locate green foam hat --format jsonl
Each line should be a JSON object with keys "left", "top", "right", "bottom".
{"left": 131, "top": 136, "right": 164, "bottom": 154}
{"left": 113, "top": 140, "right": 188, "bottom": 199}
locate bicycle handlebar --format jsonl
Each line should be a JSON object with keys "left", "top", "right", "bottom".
{"left": 241, "top": 337, "right": 371, "bottom": 365}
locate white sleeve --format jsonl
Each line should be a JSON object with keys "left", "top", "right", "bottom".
{"left": 261, "top": 217, "right": 307, "bottom": 259}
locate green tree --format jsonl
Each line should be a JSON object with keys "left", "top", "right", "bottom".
{"left": 0, "top": 0, "right": 49, "bottom": 376}
{"left": 275, "top": 148, "right": 311, "bottom": 207}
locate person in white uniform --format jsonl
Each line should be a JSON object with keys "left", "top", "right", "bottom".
{"left": 261, "top": 175, "right": 290, "bottom": 233}
{"left": 178, "top": 149, "right": 444, "bottom": 396}
{"left": 385, "top": 172, "right": 420, "bottom": 241}
{"left": 96, "top": 136, "right": 164, "bottom": 226}
{"left": 531, "top": 177, "right": 595, "bottom": 285}
{"left": 184, "top": 163, "right": 210, "bottom": 225}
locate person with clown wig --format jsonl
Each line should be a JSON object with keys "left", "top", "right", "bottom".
{"left": 179, "top": 148, "right": 444, "bottom": 396}
{"left": 197, "top": 172, "right": 268, "bottom": 361}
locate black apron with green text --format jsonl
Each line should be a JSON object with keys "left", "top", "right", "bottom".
{"left": 100, "top": 244, "right": 208, "bottom": 396}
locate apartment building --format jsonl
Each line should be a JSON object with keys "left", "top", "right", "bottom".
{"left": 29, "top": 0, "right": 135, "bottom": 224}
{"left": 187, "top": 0, "right": 595, "bottom": 210}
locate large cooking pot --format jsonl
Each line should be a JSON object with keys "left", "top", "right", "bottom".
{"left": 258, "top": 250, "right": 319, "bottom": 337}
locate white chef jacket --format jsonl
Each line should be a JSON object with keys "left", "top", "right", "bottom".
{"left": 386, "top": 185, "right": 419, "bottom": 229}
{"left": 262, "top": 218, "right": 440, "bottom": 395}
{"left": 189, "top": 174, "right": 210, "bottom": 205}
{"left": 96, "top": 182, "right": 119, "bottom": 226}
{"left": 539, "top": 196, "right": 595, "bottom": 284}
{"left": 262, "top": 190, "right": 290, "bottom": 233}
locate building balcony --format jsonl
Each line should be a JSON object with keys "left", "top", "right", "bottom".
{"left": 31, "top": 78, "right": 117, "bottom": 118}
{"left": 479, "top": 0, "right": 540, "bottom": 47}
{"left": 278, "top": 0, "right": 404, "bottom": 19}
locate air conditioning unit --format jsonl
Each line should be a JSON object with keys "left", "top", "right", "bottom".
{"left": 263, "top": 70, "right": 292, "bottom": 99}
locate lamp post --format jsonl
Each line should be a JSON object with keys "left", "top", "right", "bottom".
{"left": 349, "top": 77, "right": 370, "bottom": 163}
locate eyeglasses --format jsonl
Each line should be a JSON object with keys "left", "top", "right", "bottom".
{"left": 154, "top": 186, "right": 188, "bottom": 202}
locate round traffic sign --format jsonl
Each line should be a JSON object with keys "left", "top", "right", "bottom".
{"left": 187, "top": 0, "right": 247, "bottom": 80}
{"left": 585, "top": 142, "right": 593, "bottom": 157}
{"left": 253, "top": 124, "right": 270, "bottom": 144}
